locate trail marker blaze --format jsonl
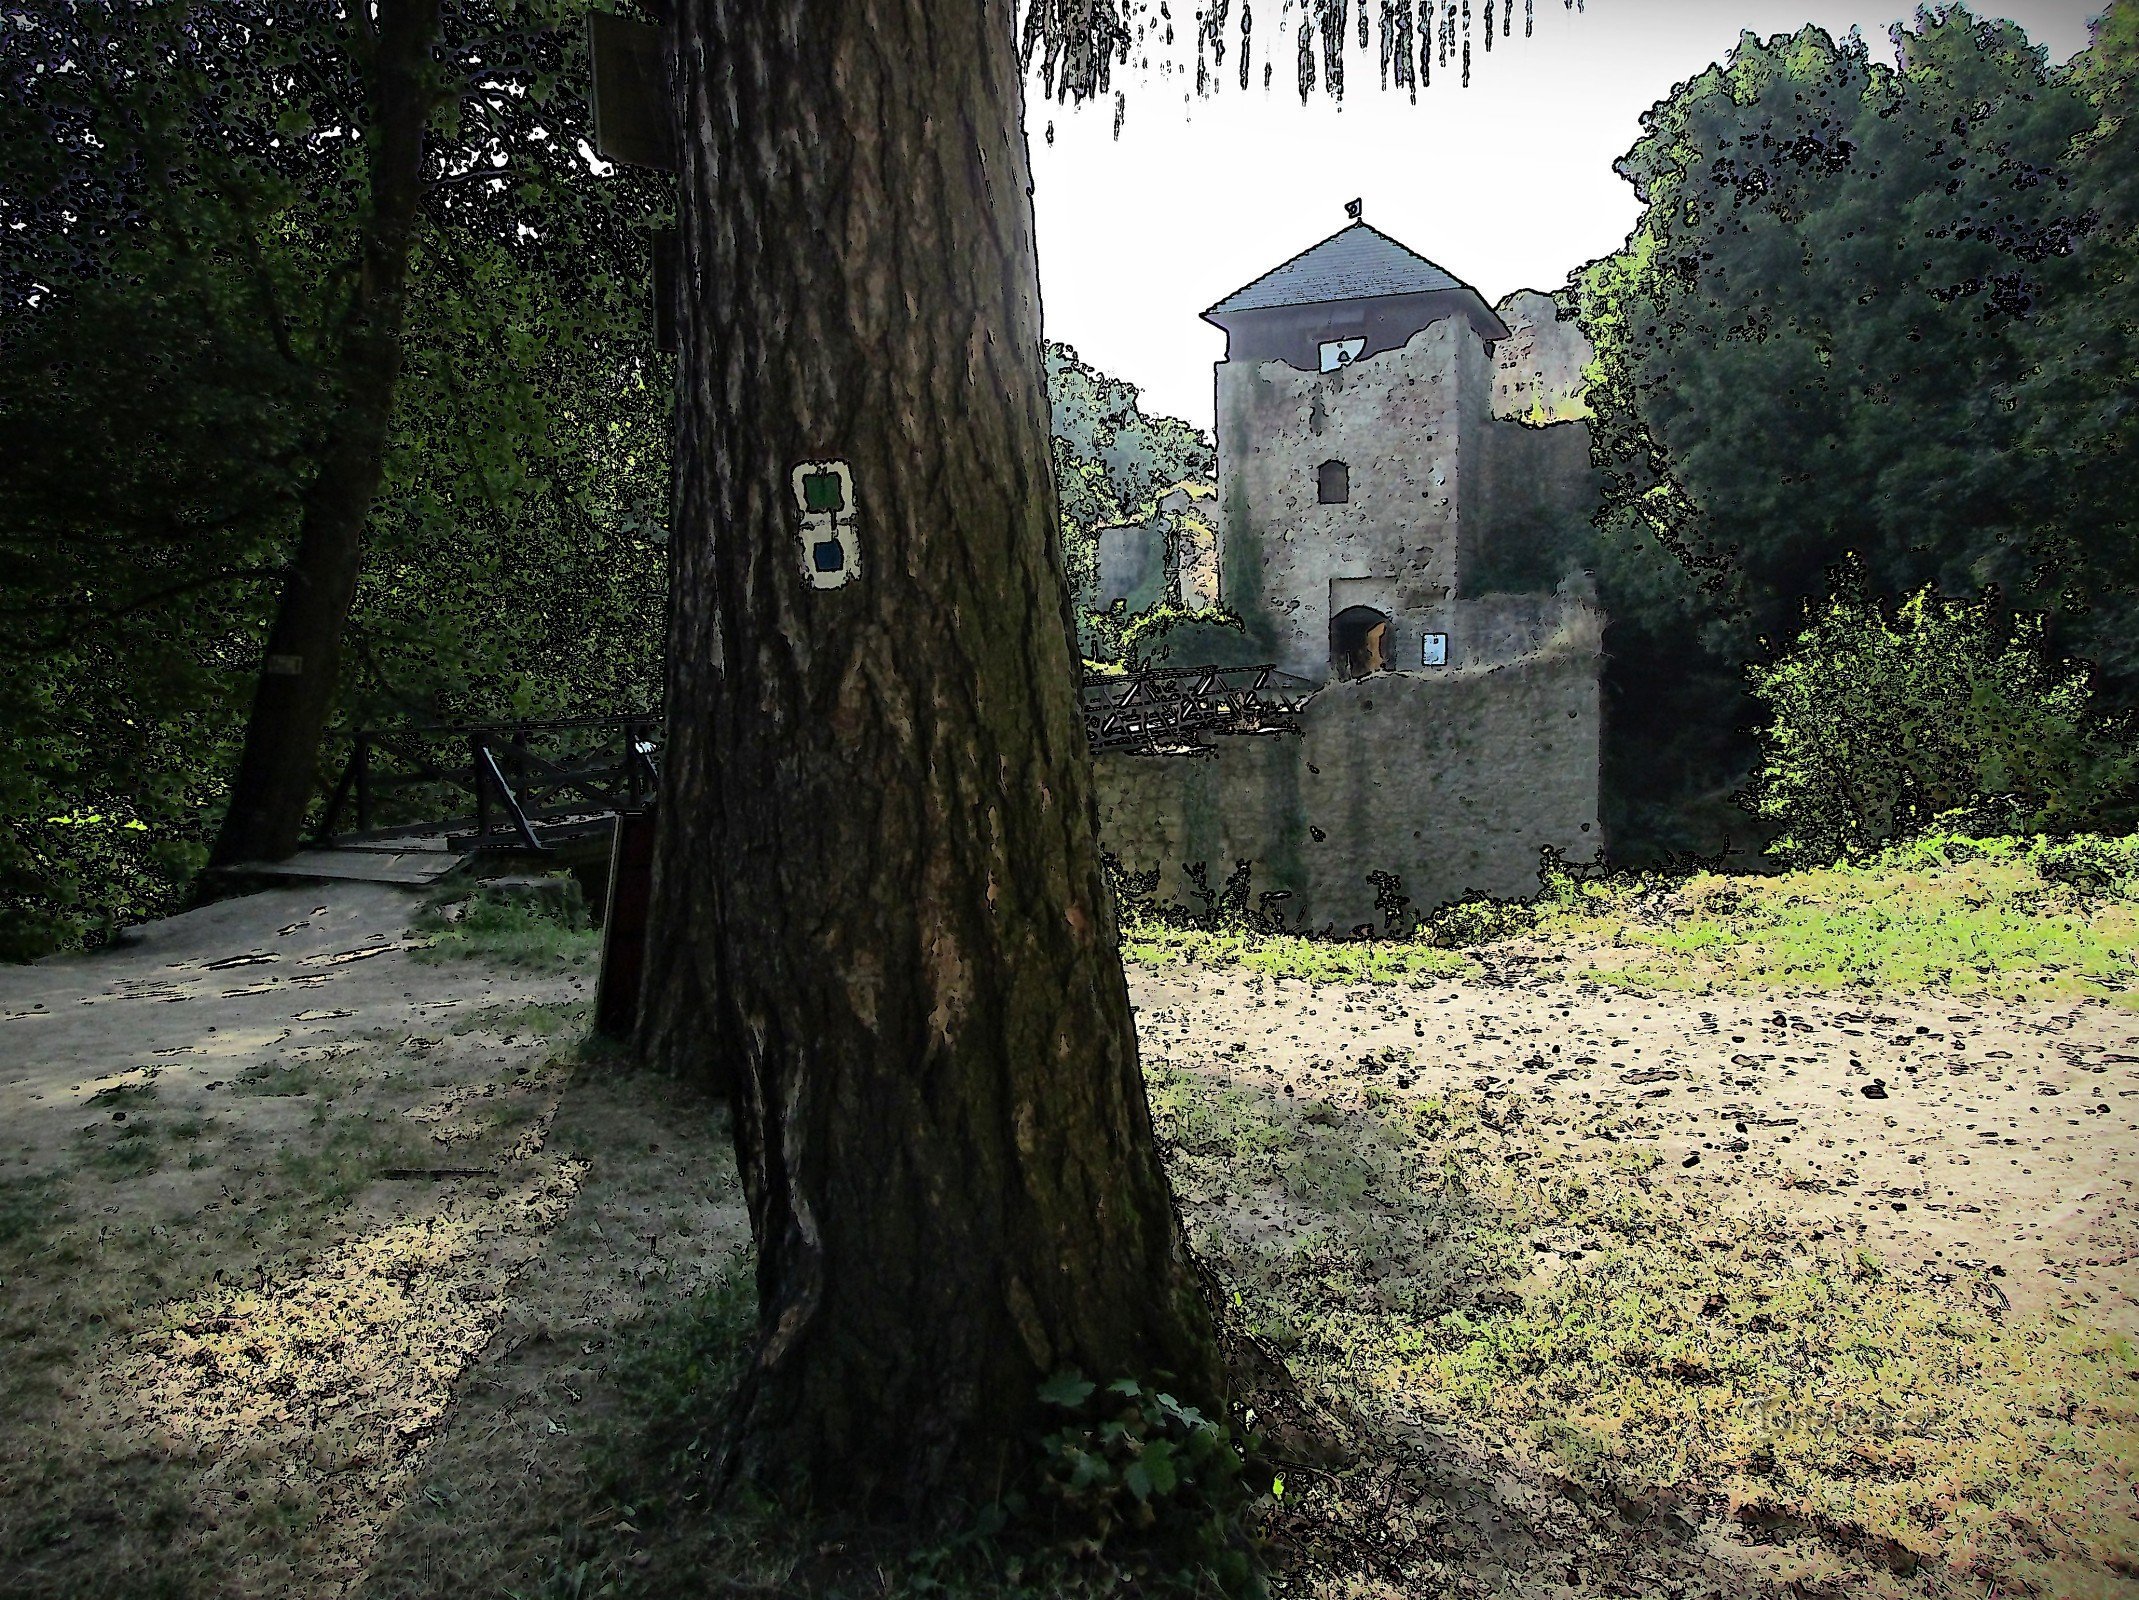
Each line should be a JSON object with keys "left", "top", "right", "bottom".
{"left": 791, "top": 461, "right": 861, "bottom": 589}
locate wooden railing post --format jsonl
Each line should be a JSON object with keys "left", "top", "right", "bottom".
{"left": 354, "top": 734, "right": 373, "bottom": 833}
{"left": 472, "top": 733, "right": 491, "bottom": 843}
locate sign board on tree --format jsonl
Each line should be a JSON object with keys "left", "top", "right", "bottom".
{"left": 587, "top": 14, "right": 675, "bottom": 172}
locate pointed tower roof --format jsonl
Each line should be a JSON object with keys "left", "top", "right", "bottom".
{"left": 1203, "top": 221, "right": 1476, "bottom": 318}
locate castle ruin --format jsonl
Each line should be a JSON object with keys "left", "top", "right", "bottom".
{"left": 1091, "top": 217, "right": 1605, "bottom": 931}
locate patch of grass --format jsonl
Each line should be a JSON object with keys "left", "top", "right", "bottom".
{"left": 1149, "top": 1059, "right": 2139, "bottom": 1595}
{"left": 1121, "top": 921, "right": 1474, "bottom": 985}
{"left": 593, "top": 1272, "right": 757, "bottom": 1516}
{"left": 86, "top": 1078, "right": 160, "bottom": 1110}
{"left": 0, "top": 1172, "right": 64, "bottom": 1254}
{"left": 414, "top": 880, "right": 599, "bottom": 972}
{"left": 1124, "top": 831, "right": 2139, "bottom": 1003}
{"left": 232, "top": 1060, "right": 327, "bottom": 1097}
{"left": 271, "top": 1115, "right": 428, "bottom": 1208}
{"left": 447, "top": 1000, "right": 586, "bottom": 1040}
{"left": 1419, "top": 1236, "right": 2139, "bottom": 1590}
{"left": 81, "top": 1119, "right": 165, "bottom": 1179}
{"left": 1545, "top": 834, "right": 2139, "bottom": 1002}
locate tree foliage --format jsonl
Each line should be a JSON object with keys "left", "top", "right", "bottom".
{"left": 1573, "top": 4, "right": 2139, "bottom": 862}
{"left": 1047, "top": 341, "right": 1213, "bottom": 601}
{"left": 1747, "top": 575, "right": 2136, "bottom": 866}
{"left": 0, "top": 0, "right": 669, "bottom": 954}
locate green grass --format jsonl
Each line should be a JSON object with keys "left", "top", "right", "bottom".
{"left": 1541, "top": 831, "right": 2139, "bottom": 1003}
{"left": 446, "top": 1000, "right": 586, "bottom": 1040}
{"left": 1121, "top": 922, "right": 1474, "bottom": 985}
{"left": 1150, "top": 1058, "right": 2139, "bottom": 1595}
{"left": 231, "top": 1060, "right": 328, "bottom": 1097}
{"left": 78, "top": 1119, "right": 165, "bottom": 1179}
{"left": 1419, "top": 1235, "right": 2139, "bottom": 1587}
{"left": 270, "top": 1114, "right": 429, "bottom": 1207}
{"left": 0, "top": 1173, "right": 64, "bottom": 1253}
{"left": 1120, "top": 831, "right": 2139, "bottom": 1004}
{"left": 414, "top": 880, "right": 599, "bottom": 971}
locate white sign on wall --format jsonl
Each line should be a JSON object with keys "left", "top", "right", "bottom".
{"left": 1318, "top": 337, "right": 1366, "bottom": 373}
{"left": 1422, "top": 633, "right": 1448, "bottom": 667}
{"left": 791, "top": 460, "right": 861, "bottom": 590}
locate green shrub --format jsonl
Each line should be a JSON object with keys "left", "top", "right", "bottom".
{"left": 1746, "top": 575, "right": 2136, "bottom": 866}
{"left": 413, "top": 876, "right": 597, "bottom": 969}
{"left": 1423, "top": 892, "right": 1539, "bottom": 948}
{"left": 2030, "top": 832, "right": 2139, "bottom": 896}
{"left": 1119, "top": 604, "right": 1254, "bottom": 671}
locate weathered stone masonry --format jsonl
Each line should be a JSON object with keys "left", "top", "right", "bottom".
{"left": 1094, "top": 630, "right": 1601, "bottom": 932}
{"left": 1091, "top": 218, "right": 1605, "bottom": 927}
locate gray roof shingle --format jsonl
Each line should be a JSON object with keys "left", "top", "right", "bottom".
{"left": 1202, "top": 222, "right": 1474, "bottom": 317}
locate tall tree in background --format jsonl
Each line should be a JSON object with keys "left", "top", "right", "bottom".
{"left": 1, "top": 0, "right": 670, "bottom": 948}
{"left": 2013, "top": 0, "right": 2139, "bottom": 690}
{"left": 207, "top": 0, "right": 442, "bottom": 866}
{"left": 1574, "top": 5, "right": 2124, "bottom": 859}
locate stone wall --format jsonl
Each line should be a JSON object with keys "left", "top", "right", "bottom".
{"left": 1218, "top": 318, "right": 1494, "bottom": 682}
{"left": 1097, "top": 522, "right": 1168, "bottom": 610}
{"left": 1491, "top": 289, "right": 1592, "bottom": 422}
{"left": 1092, "top": 626, "right": 1603, "bottom": 933}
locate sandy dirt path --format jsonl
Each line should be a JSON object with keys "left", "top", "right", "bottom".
{"left": 0, "top": 883, "right": 584, "bottom": 1168}
{"left": 1128, "top": 957, "right": 2139, "bottom": 1332}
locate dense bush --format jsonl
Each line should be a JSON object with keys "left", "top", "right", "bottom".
{"left": 1120, "top": 605, "right": 1255, "bottom": 670}
{"left": 1746, "top": 580, "right": 2136, "bottom": 865}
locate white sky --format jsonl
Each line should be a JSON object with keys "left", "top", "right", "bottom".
{"left": 1026, "top": 0, "right": 2103, "bottom": 428}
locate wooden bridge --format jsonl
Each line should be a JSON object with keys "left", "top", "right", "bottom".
{"left": 212, "top": 714, "right": 661, "bottom": 886}
{"left": 224, "top": 668, "right": 1304, "bottom": 886}
{"left": 1080, "top": 663, "right": 1312, "bottom": 754}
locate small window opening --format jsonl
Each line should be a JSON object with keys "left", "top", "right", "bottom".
{"left": 1318, "top": 336, "right": 1366, "bottom": 372}
{"left": 1316, "top": 459, "right": 1349, "bottom": 504}
{"left": 1331, "top": 605, "right": 1390, "bottom": 681}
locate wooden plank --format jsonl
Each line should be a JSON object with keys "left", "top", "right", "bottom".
{"left": 215, "top": 851, "right": 465, "bottom": 887}
{"left": 596, "top": 809, "right": 657, "bottom": 1038}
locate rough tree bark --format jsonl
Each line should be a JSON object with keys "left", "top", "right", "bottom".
{"left": 208, "top": 1, "right": 440, "bottom": 867}
{"left": 638, "top": 0, "right": 1223, "bottom": 1504}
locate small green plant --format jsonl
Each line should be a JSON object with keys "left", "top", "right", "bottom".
{"left": 1034, "top": 1371, "right": 1263, "bottom": 1594}
{"left": 1422, "top": 891, "right": 1539, "bottom": 948}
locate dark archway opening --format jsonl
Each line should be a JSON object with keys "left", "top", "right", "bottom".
{"left": 1330, "top": 605, "right": 1390, "bottom": 682}
{"left": 1317, "top": 459, "right": 1350, "bottom": 504}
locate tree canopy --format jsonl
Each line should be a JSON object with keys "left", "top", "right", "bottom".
{"left": 0, "top": 0, "right": 669, "bottom": 954}
{"left": 1571, "top": 3, "right": 2139, "bottom": 861}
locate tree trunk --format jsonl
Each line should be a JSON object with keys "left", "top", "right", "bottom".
{"left": 208, "top": 1, "right": 439, "bottom": 867}
{"left": 639, "top": 0, "right": 1222, "bottom": 1506}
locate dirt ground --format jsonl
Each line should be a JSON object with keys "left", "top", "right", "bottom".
{"left": 1130, "top": 955, "right": 2139, "bottom": 1334}
{"left": 1, "top": 883, "right": 2133, "bottom": 1598}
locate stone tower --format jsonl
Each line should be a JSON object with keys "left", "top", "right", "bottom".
{"left": 1204, "top": 219, "right": 1538, "bottom": 685}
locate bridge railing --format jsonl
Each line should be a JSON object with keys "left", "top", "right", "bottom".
{"left": 311, "top": 714, "right": 661, "bottom": 851}
{"left": 1080, "top": 664, "right": 1312, "bottom": 753}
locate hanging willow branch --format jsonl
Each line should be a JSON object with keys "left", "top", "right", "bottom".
{"left": 1019, "top": 0, "right": 1574, "bottom": 111}
{"left": 1020, "top": 0, "right": 1133, "bottom": 102}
